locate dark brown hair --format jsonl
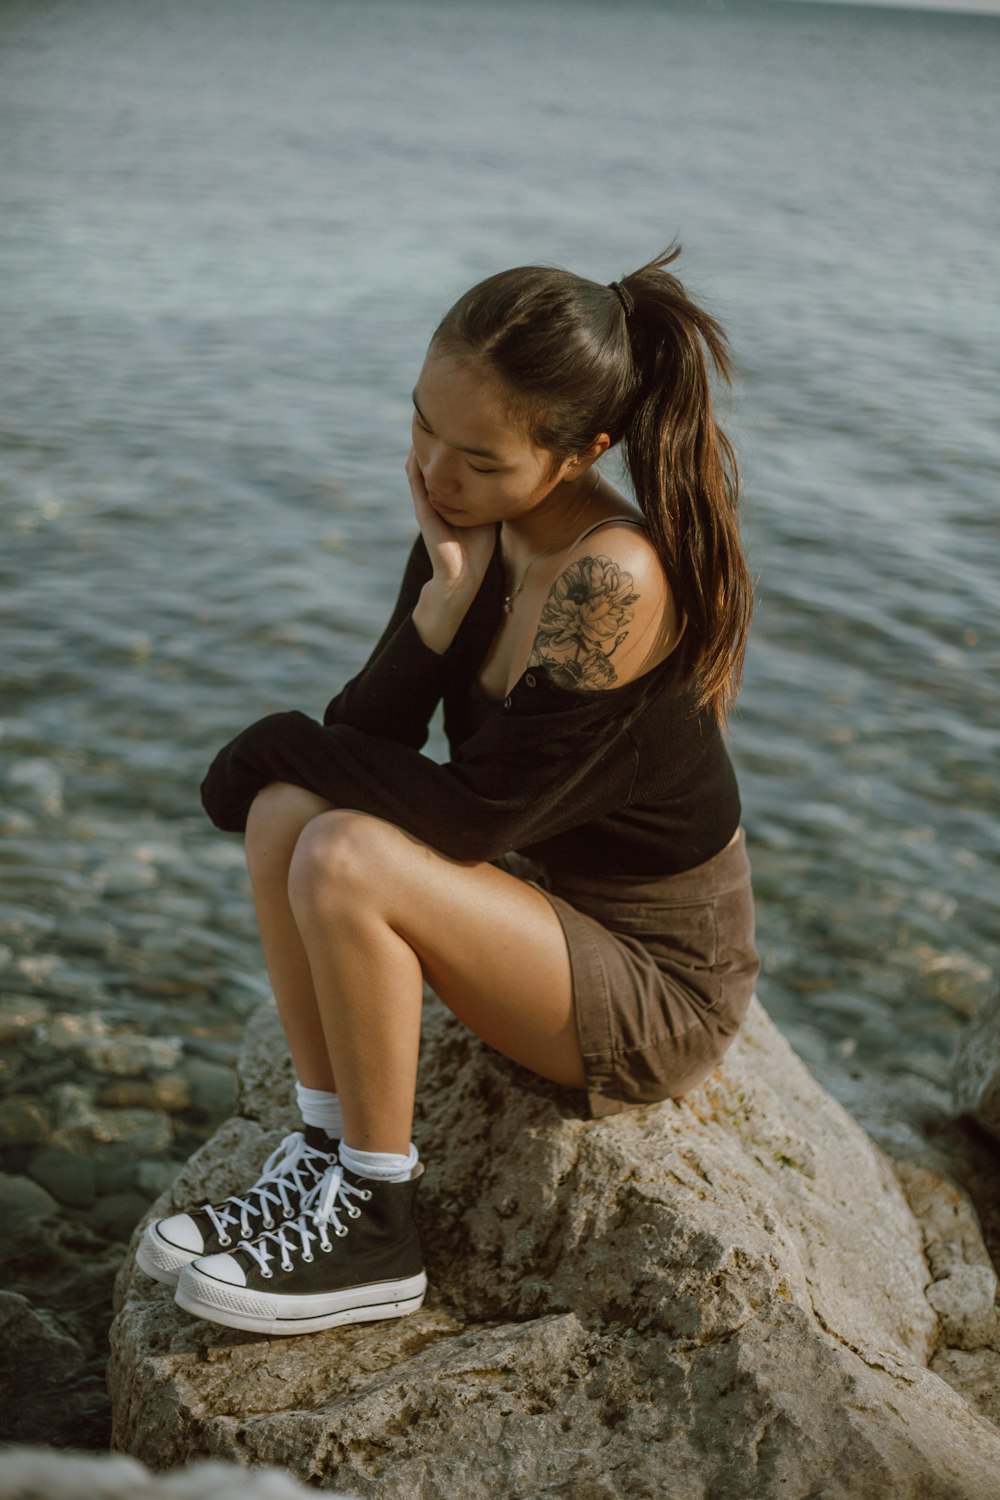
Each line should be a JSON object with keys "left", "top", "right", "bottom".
{"left": 431, "top": 241, "right": 753, "bottom": 721}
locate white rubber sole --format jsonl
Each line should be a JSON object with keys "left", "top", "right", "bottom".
{"left": 135, "top": 1226, "right": 198, "bottom": 1288}
{"left": 174, "top": 1264, "right": 428, "bottom": 1336}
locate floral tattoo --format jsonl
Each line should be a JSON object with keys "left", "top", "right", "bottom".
{"left": 528, "top": 555, "right": 639, "bottom": 689}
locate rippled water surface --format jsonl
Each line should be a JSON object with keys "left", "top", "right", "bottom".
{"left": 2, "top": 0, "right": 998, "bottom": 1103}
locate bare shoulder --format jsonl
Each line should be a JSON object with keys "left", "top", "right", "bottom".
{"left": 527, "top": 524, "right": 681, "bottom": 692}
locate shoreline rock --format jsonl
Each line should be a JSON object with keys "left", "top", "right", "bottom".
{"left": 108, "top": 996, "right": 1000, "bottom": 1499}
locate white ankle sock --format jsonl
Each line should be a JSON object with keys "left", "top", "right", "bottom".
{"left": 339, "top": 1140, "right": 419, "bottom": 1183}
{"left": 294, "top": 1082, "right": 343, "bottom": 1140}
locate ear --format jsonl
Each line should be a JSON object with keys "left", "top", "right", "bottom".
{"left": 562, "top": 431, "right": 612, "bottom": 477}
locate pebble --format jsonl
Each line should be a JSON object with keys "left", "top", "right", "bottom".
{"left": 82, "top": 1033, "right": 183, "bottom": 1077}
{"left": 52, "top": 1085, "right": 172, "bottom": 1153}
{"left": 183, "top": 1036, "right": 240, "bottom": 1066}
{"left": 96, "top": 1073, "right": 191, "bottom": 1112}
{"left": 135, "top": 1159, "right": 182, "bottom": 1198}
{"left": 919, "top": 952, "right": 993, "bottom": 1018}
{"left": 95, "top": 1157, "right": 141, "bottom": 1196}
{"left": 27, "top": 1147, "right": 98, "bottom": 1210}
{"left": 91, "top": 859, "right": 159, "bottom": 896}
{"left": 0, "top": 1173, "right": 59, "bottom": 1225}
{"left": 15, "top": 954, "right": 59, "bottom": 987}
{"left": 183, "top": 1059, "right": 237, "bottom": 1118}
{"left": 0, "top": 998, "right": 48, "bottom": 1045}
{"left": 0, "top": 1097, "right": 52, "bottom": 1147}
{"left": 88, "top": 1191, "right": 153, "bottom": 1241}
{"left": 45, "top": 1013, "right": 110, "bottom": 1050}
{"left": 5, "top": 758, "right": 64, "bottom": 815}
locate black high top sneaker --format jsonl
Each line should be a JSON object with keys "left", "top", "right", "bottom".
{"left": 135, "top": 1125, "right": 339, "bottom": 1287}
{"left": 174, "top": 1160, "right": 426, "bottom": 1336}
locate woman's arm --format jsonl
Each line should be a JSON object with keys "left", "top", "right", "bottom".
{"left": 322, "top": 452, "right": 500, "bottom": 747}
{"left": 201, "top": 522, "right": 690, "bottom": 862}
{"left": 321, "top": 534, "right": 447, "bottom": 748}
{"left": 200, "top": 688, "right": 643, "bottom": 863}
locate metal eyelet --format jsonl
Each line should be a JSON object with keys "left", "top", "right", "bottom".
{"left": 262, "top": 1218, "right": 274, "bottom": 1230}
{"left": 302, "top": 1253, "right": 314, "bottom": 1263}
{"left": 347, "top": 1205, "right": 361, "bottom": 1218}
{"left": 261, "top": 1269, "right": 273, "bottom": 1279}
{"left": 321, "top": 1241, "right": 333, "bottom": 1253}
{"left": 335, "top": 1224, "right": 348, "bottom": 1237}
{"left": 219, "top": 1234, "right": 231, "bottom": 1246}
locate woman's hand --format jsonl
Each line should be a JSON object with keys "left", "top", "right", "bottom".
{"left": 406, "top": 449, "right": 497, "bottom": 654}
{"left": 406, "top": 449, "right": 496, "bottom": 596}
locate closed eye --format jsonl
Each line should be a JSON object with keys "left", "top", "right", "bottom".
{"left": 412, "top": 408, "right": 497, "bottom": 475}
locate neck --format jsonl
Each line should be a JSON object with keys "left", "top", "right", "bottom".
{"left": 501, "top": 470, "right": 600, "bottom": 564}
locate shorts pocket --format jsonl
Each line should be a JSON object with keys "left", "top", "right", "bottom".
{"left": 602, "top": 902, "right": 720, "bottom": 972}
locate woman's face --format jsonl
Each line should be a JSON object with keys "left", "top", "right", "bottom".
{"left": 410, "top": 348, "right": 580, "bottom": 526}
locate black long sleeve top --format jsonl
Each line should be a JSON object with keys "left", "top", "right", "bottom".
{"left": 200, "top": 530, "right": 742, "bottom": 875}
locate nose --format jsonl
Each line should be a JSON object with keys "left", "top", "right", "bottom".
{"left": 420, "top": 445, "right": 459, "bottom": 496}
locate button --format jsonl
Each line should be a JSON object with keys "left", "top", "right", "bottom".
{"left": 503, "top": 695, "right": 512, "bottom": 710}
{"left": 525, "top": 672, "right": 536, "bottom": 688}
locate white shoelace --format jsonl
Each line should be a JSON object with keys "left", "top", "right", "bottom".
{"left": 240, "top": 1164, "right": 372, "bottom": 1278}
{"left": 203, "top": 1131, "right": 335, "bottom": 1245}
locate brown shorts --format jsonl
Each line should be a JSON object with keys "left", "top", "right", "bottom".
{"left": 502, "top": 829, "right": 759, "bottom": 1119}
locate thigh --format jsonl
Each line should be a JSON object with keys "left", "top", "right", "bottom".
{"left": 291, "top": 810, "right": 584, "bottom": 1091}
{"left": 244, "top": 781, "right": 336, "bottom": 876}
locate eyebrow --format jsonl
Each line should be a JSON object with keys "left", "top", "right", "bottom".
{"left": 411, "top": 387, "right": 506, "bottom": 463}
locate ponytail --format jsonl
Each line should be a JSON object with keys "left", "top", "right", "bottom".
{"left": 618, "top": 242, "right": 752, "bottom": 721}
{"left": 432, "top": 241, "right": 753, "bottom": 721}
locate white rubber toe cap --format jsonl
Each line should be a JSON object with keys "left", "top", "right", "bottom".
{"left": 192, "top": 1252, "right": 248, "bottom": 1287}
{"left": 155, "top": 1213, "right": 205, "bottom": 1254}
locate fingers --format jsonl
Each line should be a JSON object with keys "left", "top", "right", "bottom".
{"left": 405, "top": 449, "right": 431, "bottom": 516}
{"left": 406, "top": 448, "right": 447, "bottom": 544}
{"left": 405, "top": 448, "right": 426, "bottom": 491}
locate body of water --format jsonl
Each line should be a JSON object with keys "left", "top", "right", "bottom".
{"left": 2, "top": 0, "right": 998, "bottom": 1134}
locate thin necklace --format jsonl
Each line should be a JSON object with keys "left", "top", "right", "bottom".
{"left": 501, "top": 470, "right": 600, "bottom": 617}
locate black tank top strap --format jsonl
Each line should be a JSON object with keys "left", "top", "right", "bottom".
{"left": 568, "top": 515, "right": 647, "bottom": 550}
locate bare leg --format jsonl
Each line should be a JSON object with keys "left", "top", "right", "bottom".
{"left": 244, "top": 783, "right": 339, "bottom": 1092}
{"left": 286, "top": 806, "right": 584, "bottom": 1157}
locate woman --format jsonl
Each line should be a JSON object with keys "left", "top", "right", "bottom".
{"left": 137, "top": 242, "right": 759, "bottom": 1336}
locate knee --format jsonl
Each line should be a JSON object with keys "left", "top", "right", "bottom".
{"left": 245, "top": 782, "right": 334, "bottom": 882}
{"left": 287, "top": 810, "right": 395, "bottom": 917}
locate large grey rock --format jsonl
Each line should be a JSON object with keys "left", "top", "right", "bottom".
{"left": 954, "top": 986, "right": 1000, "bottom": 1143}
{"left": 110, "top": 997, "right": 1000, "bottom": 1498}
